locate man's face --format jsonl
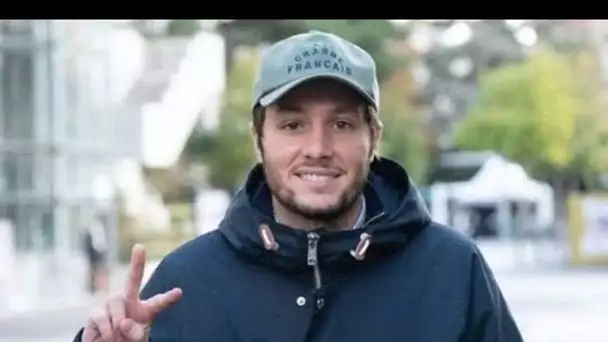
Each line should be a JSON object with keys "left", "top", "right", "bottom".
{"left": 253, "top": 79, "right": 381, "bottom": 222}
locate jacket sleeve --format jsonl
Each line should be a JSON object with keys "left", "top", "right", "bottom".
{"left": 73, "top": 328, "right": 84, "bottom": 342}
{"left": 461, "top": 248, "right": 524, "bottom": 342}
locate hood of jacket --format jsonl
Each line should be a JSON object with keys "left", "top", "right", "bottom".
{"left": 218, "top": 157, "right": 431, "bottom": 272}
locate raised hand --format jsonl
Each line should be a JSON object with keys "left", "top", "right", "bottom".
{"left": 82, "top": 244, "right": 183, "bottom": 342}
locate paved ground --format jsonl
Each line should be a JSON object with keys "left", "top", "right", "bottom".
{"left": 0, "top": 259, "right": 159, "bottom": 342}
{"left": 0, "top": 306, "right": 88, "bottom": 342}
{"left": 1, "top": 242, "right": 607, "bottom": 342}
{"left": 497, "top": 268, "right": 608, "bottom": 342}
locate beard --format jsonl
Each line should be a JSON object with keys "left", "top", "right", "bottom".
{"left": 262, "top": 158, "right": 369, "bottom": 225}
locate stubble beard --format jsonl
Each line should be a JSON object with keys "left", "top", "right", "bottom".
{"left": 263, "top": 158, "right": 368, "bottom": 227}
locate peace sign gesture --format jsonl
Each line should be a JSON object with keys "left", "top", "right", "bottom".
{"left": 83, "top": 244, "right": 183, "bottom": 342}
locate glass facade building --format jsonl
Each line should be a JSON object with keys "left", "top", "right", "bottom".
{"left": 0, "top": 20, "right": 139, "bottom": 264}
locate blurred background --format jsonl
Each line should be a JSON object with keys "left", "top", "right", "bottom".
{"left": 0, "top": 19, "right": 607, "bottom": 342}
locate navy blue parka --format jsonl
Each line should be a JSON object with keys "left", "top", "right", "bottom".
{"left": 74, "top": 157, "right": 523, "bottom": 342}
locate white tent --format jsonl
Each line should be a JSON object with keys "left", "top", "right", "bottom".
{"left": 456, "top": 155, "right": 551, "bottom": 204}
{"left": 454, "top": 155, "right": 554, "bottom": 229}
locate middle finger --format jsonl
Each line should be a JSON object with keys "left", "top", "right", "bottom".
{"left": 93, "top": 308, "right": 115, "bottom": 342}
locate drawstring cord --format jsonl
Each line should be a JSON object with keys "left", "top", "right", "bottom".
{"left": 259, "top": 211, "right": 385, "bottom": 260}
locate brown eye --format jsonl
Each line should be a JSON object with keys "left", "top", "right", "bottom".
{"left": 334, "top": 121, "right": 353, "bottom": 130}
{"left": 283, "top": 122, "right": 301, "bottom": 131}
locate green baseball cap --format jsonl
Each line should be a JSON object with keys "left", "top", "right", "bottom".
{"left": 252, "top": 30, "right": 380, "bottom": 111}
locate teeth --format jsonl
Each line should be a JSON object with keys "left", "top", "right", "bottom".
{"left": 301, "top": 173, "right": 330, "bottom": 182}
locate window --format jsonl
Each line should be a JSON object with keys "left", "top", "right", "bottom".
{"left": 1, "top": 153, "right": 17, "bottom": 195}
{"left": 63, "top": 61, "right": 81, "bottom": 139}
{"left": 35, "top": 153, "right": 53, "bottom": 197}
{"left": 1, "top": 50, "right": 34, "bottom": 142}
{"left": 17, "top": 153, "right": 35, "bottom": 194}
{"left": 0, "top": 20, "right": 34, "bottom": 37}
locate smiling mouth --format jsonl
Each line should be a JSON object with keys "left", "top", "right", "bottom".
{"left": 295, "top": 171, "right": 340, "bottom": 182}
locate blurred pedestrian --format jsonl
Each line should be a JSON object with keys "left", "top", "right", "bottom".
{"left": 83, "top": 214, "right": 109, "bottom": 295}
{"left": 74, "top": 30, "right": 523, "bottom": 342}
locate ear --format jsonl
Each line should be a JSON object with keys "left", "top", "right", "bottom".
{"left": 250, "top": 121, "right": 263, "bottom": 163}
{"left": 370, "top": 122, "right": 383, "bottom": 162}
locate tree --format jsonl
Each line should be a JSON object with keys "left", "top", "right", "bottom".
{"left": 217, "top": 20, "right": 305, "bottom": 75}
{"left": 378, "top": 68, "right": 430, "bottom": 185}
{"left": 455, "top": 48, "right": 576, "bottom": 168}
{"left": 166, "top": 20, "right": 200, "bottom": 37}
{"left": 563, "top": 50, "right": 608, "bottom": 183}
{"left": 218, "top": 20, "right": 305, "bottom": 46}
{"left": 454, "top": 45, "right": 608, "bottom": 220}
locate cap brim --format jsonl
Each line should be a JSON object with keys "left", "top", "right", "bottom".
{"left": 258, "top": 73, "right": 375, "bottom": 109}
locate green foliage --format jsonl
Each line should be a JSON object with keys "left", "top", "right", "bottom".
{"left": 455, "top": 45, "right": 607, "bottom": 179}
{"left": 166, "top": 20, "right": 200, "bottom": 37}
{"left": 377, "top": 72, "right": 429, "bottom": 184}
{"left": 219, "top": 20, "right": 305, "bottom": 46}
{"left": 566, "top": 51, "right": 608, "bottom": 177}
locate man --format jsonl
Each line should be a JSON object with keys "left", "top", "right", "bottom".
{"left": 75, "top": 30, "right": 523, "bottom": 342}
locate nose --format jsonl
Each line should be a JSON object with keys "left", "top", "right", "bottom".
{"left": 302, "top": 125, "right": 333, "bottom": 160}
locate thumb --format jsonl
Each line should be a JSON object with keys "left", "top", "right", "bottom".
{"left": 120, "top": 318, "right": 148, "bottom": 342}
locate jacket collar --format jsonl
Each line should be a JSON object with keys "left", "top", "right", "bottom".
{"left": 218, "top": 157, "right": 431, "bottom": 272}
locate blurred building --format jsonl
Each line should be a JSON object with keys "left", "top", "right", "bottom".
{"left": 0, "top": 18, "right": 226, "bottom": 303}
{"left": 0, "top": 22, "right": 160, "bottom": 316}
{"left": 0, "top": 21, "right": 226, "bottom": 312}
{"left": 0, "top": 18, "right": 225, "bottom": 250}
{"left": 0, "top": 20, "right": 143, "bottom": 263}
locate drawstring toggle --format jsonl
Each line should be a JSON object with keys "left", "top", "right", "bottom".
{"left": 350, "top": 232, "right": 372, "bottom": 261}
{"left": 259, "top": 223, "right": 279, "bottom": 251}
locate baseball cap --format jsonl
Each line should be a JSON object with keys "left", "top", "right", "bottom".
{"left": 252, "top": 30, "right": 380, "bottom": 111}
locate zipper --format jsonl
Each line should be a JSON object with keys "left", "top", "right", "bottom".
{"left": 307, "top": 232, "right": 322, "bottom": 290}
{"left": 306, "top": 213, "right": 385, "bottom": 289}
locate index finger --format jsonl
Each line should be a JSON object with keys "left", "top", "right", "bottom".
{"left": 124, "top": 244, "right": 147, "bottom": 302}
{"left": 143, "top": 287, "right": 183, "bottom": 317}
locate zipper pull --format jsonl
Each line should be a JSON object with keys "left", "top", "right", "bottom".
{"left": 307, "top": 232, "right": 322, "bottom": 290}
{"left": 307, "top": 232, "right": 319, "bottom": 266}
